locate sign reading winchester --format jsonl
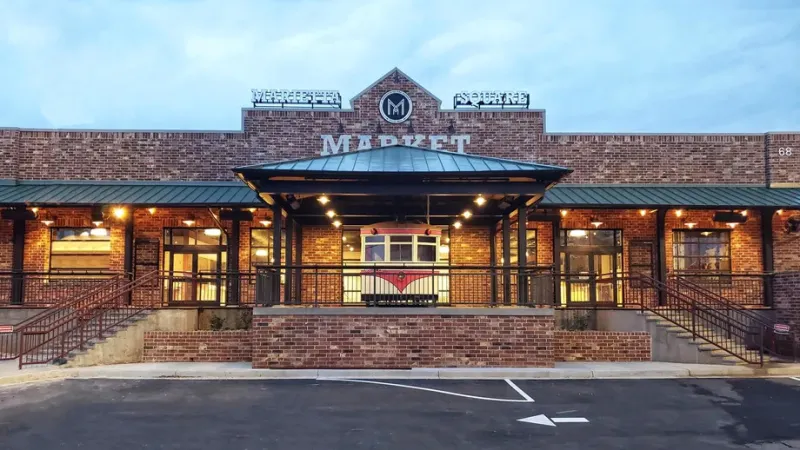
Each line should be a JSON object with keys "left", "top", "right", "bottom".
{"left": 320, "top": 134, "right": 471, "bottom": 156}
{"left": 251, "top": 89, "right": 342, "bottom": 108}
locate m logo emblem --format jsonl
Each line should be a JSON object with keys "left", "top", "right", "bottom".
{"left": 379, "top": 90, "right": 413, "bottom": 123}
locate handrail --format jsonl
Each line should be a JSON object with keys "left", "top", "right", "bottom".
{"left": 14, "top": 274, "right": 128, "bottom": 333}
{"left": 669, "top": 273, "right": 796, "bottom": 360}
{"left": 628, "top": 272, "right": 764, "bottom": 365}
{"left": 17, "top": 271, "right": 158, "bottom": 368}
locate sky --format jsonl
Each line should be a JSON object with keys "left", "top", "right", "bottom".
{"left": 0, "top": 0, "right": 798, "bottom": 133}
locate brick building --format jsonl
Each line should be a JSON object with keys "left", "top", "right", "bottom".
{"left": 1, "top": 68, "right": 798, "bottom": 368}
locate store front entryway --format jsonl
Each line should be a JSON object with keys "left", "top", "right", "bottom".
{"left": 163, "top": 228, "right": 228, "bottom": 304}
{"left": 559, "top": 229, "right": 623, "bottom": 306}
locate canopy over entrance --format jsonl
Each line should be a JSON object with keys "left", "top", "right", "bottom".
{"left": 234, "top": 145, "right": 572, "bottom": 225}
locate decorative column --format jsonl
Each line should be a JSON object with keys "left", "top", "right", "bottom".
{"left": 502, "top": 214, "right": 511, "bottom": 304}
{"left": 10, "top": 217, "right": 26, "bottom": 305}
{"left": 761, "top": 208, "right": 775, "bottom": 307}
{"left": 227, "top": 217, "right": 240, "bottom": 306}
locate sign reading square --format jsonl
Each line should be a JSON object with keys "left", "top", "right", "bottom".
{"left": 380, "top": 90, "right": 413, "bottom": 123}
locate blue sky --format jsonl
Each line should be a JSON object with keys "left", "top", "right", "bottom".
{"left": 1, "top": 0, "right": 798, "bottom": 132}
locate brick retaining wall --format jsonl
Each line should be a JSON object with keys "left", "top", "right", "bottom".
{"left": 143, "top": 331, "right": 252, "bottom": 362}
{"left": 554, "top": 330, "right": 651, "bottom": 362}
{"left": 252, "top": 312, "right": 555, "bottom": 369}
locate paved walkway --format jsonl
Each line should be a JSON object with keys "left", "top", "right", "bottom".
{"left": 2, "top": 360, "right": 800, "bottom": 386}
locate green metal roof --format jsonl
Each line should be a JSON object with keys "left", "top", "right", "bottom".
{"left": 238, "top": 145, "right": 571, "bottom": 175}
{"left": 0, "top": 181, "right": 261, "bottom": 206}
{"left": 541, "top": 185, "right": 800, "bottom": 208}
{"left": 1, "top": 180, "right": 798, "bottom": 209}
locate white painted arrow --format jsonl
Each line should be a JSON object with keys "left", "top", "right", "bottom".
{"left": 518, "top": 414, "right": 589, "bottom": 427}
{"left": 518, "top": 414, "right": 555, "bottom": 427}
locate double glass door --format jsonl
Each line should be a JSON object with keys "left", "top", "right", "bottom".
{"left": 164, "top": 228, "right": 228, "bottom": 304}
{"left": 560, "top": 230, "right": 623, "bottom": 305}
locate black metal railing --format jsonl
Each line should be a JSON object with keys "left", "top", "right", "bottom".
{"left": 0, "top": 271, "right": 121, "bottom": 307}
{"left": 669, "top": 273, "right": 796, "bottom": 361}
{"left": 254, "top": 265, "right": 555, "bottom": 307}
{"left": 623, "top": 273, "right": 766, "bottom": 365}
{"left": 669, "top": 272, "right": 770, "bottom": 306}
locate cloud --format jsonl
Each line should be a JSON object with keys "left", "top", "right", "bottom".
{"left": 0, "top": 0, "right": 797, "bottom": 132}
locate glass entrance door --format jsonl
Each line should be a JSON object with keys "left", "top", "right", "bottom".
{"left": 163, "top": 228, "right": 227, "bottom": 305}
{"left": 560, "top": 230, "right": 623, "bottom": 306}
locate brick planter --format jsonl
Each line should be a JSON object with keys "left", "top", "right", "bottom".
{"left": 554, "top": 330, "right": 650, "bottom": 362}
{"left": 143, "top": 331, "right": 252, "bottom": 362}
{"left": 252, "top": 308, "right": 555, "bottom": 369}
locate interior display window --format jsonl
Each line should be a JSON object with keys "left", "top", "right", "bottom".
{"left": 673, "top": 230, "right": 731, "bottom": 273}
{"left": 509, "top": 229, "right": 537, "bottom": 265}
{"left": 342, "top": 229, "right": 361, "bottom": 263}
{"left": 438, "top": 230, "right": 450, "bottom": 263}
{"left": 50, "top": 228, "right": 111, "bottom": 272}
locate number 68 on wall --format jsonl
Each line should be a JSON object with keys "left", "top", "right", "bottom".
{"left": 778, "top": 147, "right": 793, "bottom": 157}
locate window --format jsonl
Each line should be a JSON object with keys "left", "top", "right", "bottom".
{"left": 509, "top": 229, "right": 537, "bottom": 265}
{"left": 438, "top": 230, "right": 451, "bottom": 263}
{"left": 342, "top": 229, "right": 361, "bottom": 263}
{"left": 389, "top": 236, "right": 413, "bottom": 262}
{"left": 417, "top": 236, "right": 437, "bottom": 262}
{"left": 50, "top": 228, "right": 111, "bottom": 273}
{"left": 362, "top": 234, "right": 445, "bottom": 263}
{"left": 364, "top": 235, "right": 386, "bottom": 262}
{"left": 249, "top": 228, "right": 285, "bottom": 268}
{"left": 673, "top": 230, "right": 731, "bottom": 273}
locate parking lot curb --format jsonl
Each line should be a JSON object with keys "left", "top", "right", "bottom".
{"left": 3, "top": 363, "right": 800, "bottom": 385}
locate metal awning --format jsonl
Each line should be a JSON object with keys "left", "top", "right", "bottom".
{"left": 541, "top": 184, "right": 800, "bottom": 209}
{"left": 238, "top": 145, "right": 570, "bottom": 177}
{"left": 0, "top": 180, "right": 261, "bottom": 207}
{"left": 2, "top": 179, "right": 798, "bottom": 210}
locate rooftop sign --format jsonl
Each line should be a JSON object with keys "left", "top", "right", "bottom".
{"left": 453, "top": 91, "right": 530, "bottom": 109}
{"left": 251, "top": 89, "right": 342, "bottom": 108}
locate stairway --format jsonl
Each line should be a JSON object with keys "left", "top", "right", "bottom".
{"left": 641, "top": 310, "right": 771, "bottom": 365}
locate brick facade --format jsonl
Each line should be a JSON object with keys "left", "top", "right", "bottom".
{"left": 0, "top": 69, "right": 797, "bottom": 185}
{"left": 774, "top": 272, "right": 800, "bottom": 343}
{"left": 252, "top": 313, "right": 555, "bottom": 369}
{"left": 0, "top": 68, "right": 798, "bottom": 310}
{"left": 143, "top": 331, "right": 252, "bottom": 362}
{"left": 554, "top": 330, "right": 651, "bottom": 362}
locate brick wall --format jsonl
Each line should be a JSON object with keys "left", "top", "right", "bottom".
{"left": 774, "top": 272, "right": 800, "bottom": 342}
{"left": 0, "top": 69, "right": 796, "bottom": 185}
{"left": 554, "top": 330, "right": 651, "bottom": 362}
{"left": 0, "top": 220, "right": 12, "bottom": 271}
{"left": 299, "top": 225, "right": 342, "bottom": 304}
{"left": 143, "top": 331, "right": 252, "bottom": 362}
{"left": 449, "top": 226, "right": 491, "bottom": 304}
{"left": 774, "top": 209, "right": 800, "bottom": 272}
{"left": 252, "top": 313, "right": 555, "bottom": 369}
{"left": 767, "top": 134, "right": 800, "bottom": 186}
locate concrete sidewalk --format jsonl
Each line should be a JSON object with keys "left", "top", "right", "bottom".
{"left": 2, "top": 361, "right": 800, "bottom": 386}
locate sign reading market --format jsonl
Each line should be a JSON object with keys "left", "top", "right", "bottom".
{"left": 320, "top": 134, "right": 471, "bottom": 156}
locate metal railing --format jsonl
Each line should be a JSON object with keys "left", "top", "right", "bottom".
{"left": 16, "top": 271, "right": 159, "bottom": 368}
{"left": 0, "top": 271, "right": 121, "bottom": 307}
{"left": 254, "top": 264, "right": 555, "bottom": 307}
{"left": 0, "top": 273, "right": 129, "bottom": 361}
{"left": 669, "top": 273, "right": 796, "bottom": 361}
{"left": 669, "top": 272, "right": 770, "bottom": 306}
{"left": 622, "top": 273, "right": 766, "bottom": 365}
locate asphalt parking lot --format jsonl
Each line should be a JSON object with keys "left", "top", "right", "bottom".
{"left": 1, "top": 377, "right": 799, "bottom": 449}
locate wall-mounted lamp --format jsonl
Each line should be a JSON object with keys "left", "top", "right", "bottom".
{"left": 590, "top": 217, "right": 603, "bottom": 228}
{"left": 182, "top": 213, "right": 196, "bottom": 226}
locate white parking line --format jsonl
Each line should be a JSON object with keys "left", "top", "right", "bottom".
{"left": 790, "top": 377, "right": 800, "bottom": 382}
{"left": 504, "top": 379, "right": 534, "bottom": 402}
{"left": 320, "top": 378, "right": 535, "bottom": 403}
{"left": 552, "top": 417, "right": 589, "bottom": 424}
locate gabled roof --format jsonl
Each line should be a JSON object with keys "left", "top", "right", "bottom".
{"left": 349, "top": 67, "right": 442, "bottom": 106}
{"left": 541, "top": 184, "right": 800, "bottom": 208}
{"left": 236, "top": 145, "right": 571, "bottom": 177}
